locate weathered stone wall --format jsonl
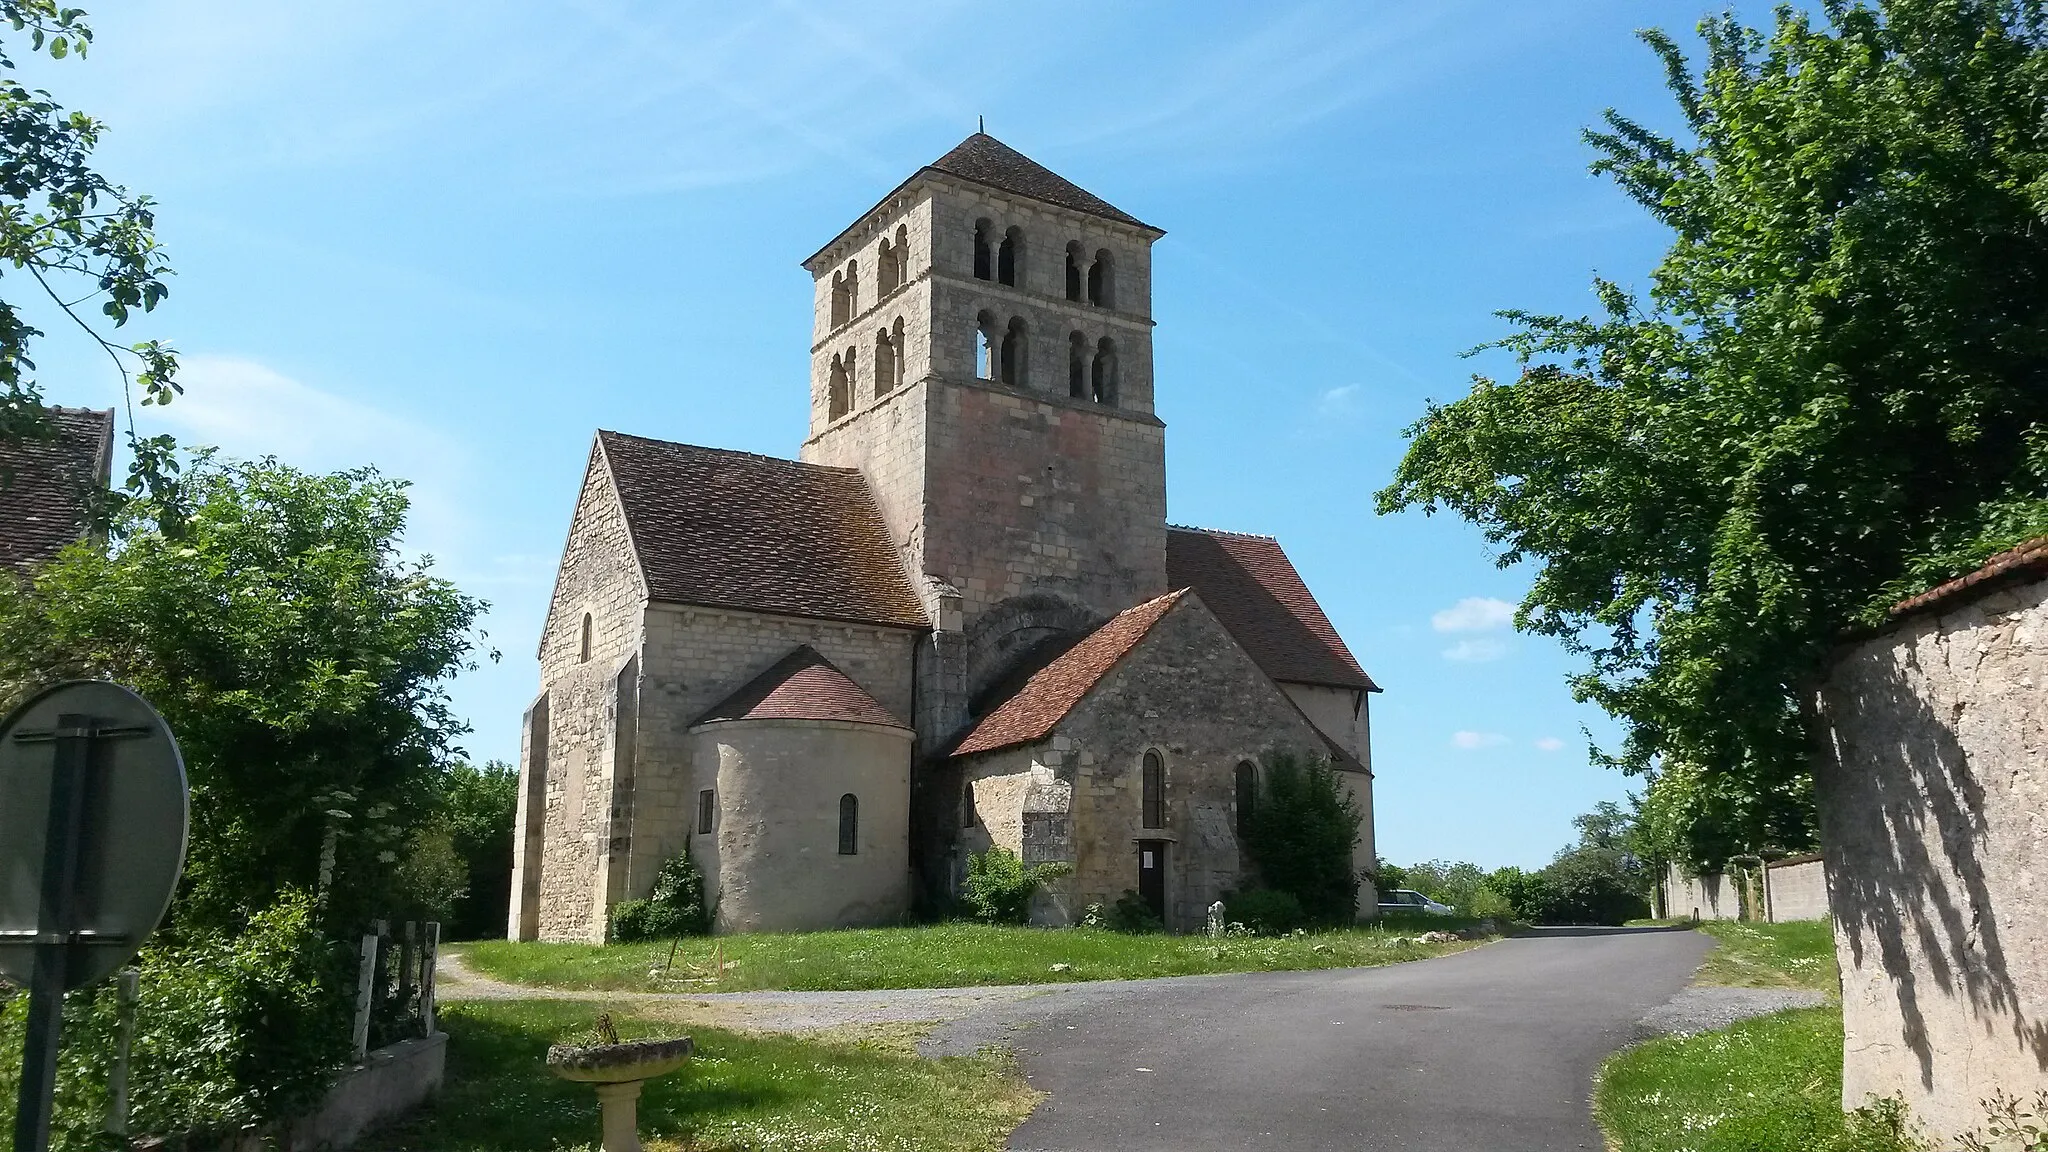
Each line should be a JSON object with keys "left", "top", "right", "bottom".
{"left": 1280, "top": 682, "right": 1377, "bottom": 910}
{"left": 529, "top": 449, "right": 648, "bottom": 943}
{"left": 1763, "top": 855, "right": 1829, "bottom": 922}
{"left": 958, "top": 595, "right": 1339, "bottom": 931}
{"left": 1661, "top": 863, "right": 1741, "bottom": 921}
{"left": 695, "top": 717, "right": 914, "bottom": 932}
{"left": 1814, "top": 573, "right": 2048, "bottom": 1140}
{"left": 625, "top": 604, "right": 918, "bottom": 922}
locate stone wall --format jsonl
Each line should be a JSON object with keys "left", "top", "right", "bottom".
{"left": 957, "top": 594, "right": 1342, "bottom": 931}
{"left": 1764, "top": 855, "right": 1829, "bottom": 923}
{"left": 1280, "top": 682, "right": 1377, "bottom": 906}
{"left": 1814, "top": 572, "right": 2048, "bottom": 1140}
{"left": 1661, "top": 863, "right": 1741, "bottom": 921}
{"left": 693, "top": 717, "right": 914, "bottom": 931}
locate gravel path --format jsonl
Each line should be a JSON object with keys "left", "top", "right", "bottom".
{"left": 1635, "top": 984, "right": 1829, "bottom": 1038}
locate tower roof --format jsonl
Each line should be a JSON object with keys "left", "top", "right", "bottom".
{"left": 927, "top": 133, "right": 1157, "bottom": 232}
{"left": 693, "top": 645, "right": 908, "bottom": 729}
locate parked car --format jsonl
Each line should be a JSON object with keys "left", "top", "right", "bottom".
{"left": 1377, "top": 889, "right": 1457, "bottom": 916}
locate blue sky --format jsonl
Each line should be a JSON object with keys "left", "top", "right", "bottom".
{"left": 20, "top": 1, "right": 1752, "bottom": 870}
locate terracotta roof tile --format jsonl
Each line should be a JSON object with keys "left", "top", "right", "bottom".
{"left": 953, "top": 590, "right": 1188, "bottom": 757}
{"left": 693, "top": 646, "right": 907, "bottom": 728}
{"left": 0, "top": 407, "right": 113, "bottom": 572}
{"left": 598, "top": 431, "right": 927, "bottom": 630}
{"left": 1888, "top": 536, "right": 2048, "bottom": 624}
{"left": 928, "top": 133, "right": 1158, "bottom": 232}
{"left": 1166, "top": 526, "right": 1376, "bottom": 692}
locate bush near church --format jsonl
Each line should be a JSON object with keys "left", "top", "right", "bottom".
{"left": 1241, "top": 751, "right": 1364, "bottom": 925}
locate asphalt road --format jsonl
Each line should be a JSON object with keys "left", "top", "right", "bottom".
{"left": 992, "top": 926, "right": 1715, "bottom": 1152}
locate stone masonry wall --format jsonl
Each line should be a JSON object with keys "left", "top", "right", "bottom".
{"left": 626, "top": 604, "right": 919, "bottom": 921}
{"left": 1764, "top": 855, "right": 1829, "bottom": 922}
{"left": 958, "top": 595, "right": 1337, "bottom": 931}
{"left": 530, "top": 447, "right": 647, "bottom": 942}
{"left": 1813, "top": 572, "right": 2048, "bottom": 1141}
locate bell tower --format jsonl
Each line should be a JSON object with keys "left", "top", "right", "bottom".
{"left": 800, "top": 133, "right": 1170, "bottom": 738}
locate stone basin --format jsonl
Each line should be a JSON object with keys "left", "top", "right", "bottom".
{"left": 545, "top": 1036, "right": 694, "bottom": 1152}
{"left": 546, "top": 1036, "right": 695, "bottom": 1084}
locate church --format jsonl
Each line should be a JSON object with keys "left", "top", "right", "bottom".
{"left": 510, "top": 133, "right": 1381, "bottom": 941}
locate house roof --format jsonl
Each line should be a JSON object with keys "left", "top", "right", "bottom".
{"left": 1887, "top": 536, "right": 2048, "bottom": 625}
{"left": 0, "top": 407, "right": 114, "bottom": 573}
{"left": 693, "top": 645, "right": 907, "bottom": 729}
{"left": 952, "top": 590, "right": 1188, "bottom": 757}
{"left": 928, "top": 133, "right": 1158, "bottom": 232}
{"left": 597, "top": 431, "right": 927, "bottom": 630}
{"left": 1165, "top": 526, "right": 1377, "bottom": 692}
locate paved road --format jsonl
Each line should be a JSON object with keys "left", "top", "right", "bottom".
{"left": 964, "top": 927, "right": 1715, "bottom": 1152}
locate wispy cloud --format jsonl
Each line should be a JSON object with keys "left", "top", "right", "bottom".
{"left": 1442, "top": 638, "right": 1508, "bottom": 663}
{"left": 1315, "top": 384, "right": 1363, "bottom": 419}
{"left": 1432, "top": 596, "right": 1515, "bottom": 633}
{"left": 1535, "top": 736, "right": 1566, "bottom": 752}
{"left": 1452, "top": 730, "right": 1509, "bottom": 750}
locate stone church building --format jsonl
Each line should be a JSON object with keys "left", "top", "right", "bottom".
{"left": 511, "top": 134, "right": 1381, "bottom": 941}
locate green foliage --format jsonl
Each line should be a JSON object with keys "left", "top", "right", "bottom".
{"left": 1242, "top": 751, "right": 1362, "bottom": 924}
{"left": 1222, "top": 888, "right": 1306, "bottom": 935}
{"left": 1473, "top": 809, "right": 1653, "bottom": 926}
{"left": 437, "top": 759, "right": 519, "bottom": 940}
{"left": 960, "top": 846, "right": 1070, "bottom": 925}
{"left": 0, "top": 891, "right": 353, "bottom": 1150}
{"left": 0, "top": 3, "right": 186, "bottom": 509}
{"left": 0, "top": 456, "right": 490, "bottom": 934}
{"left": 1100, "top": 891, "right": 1163, "bottom": 934}
{"left": 1376, "top": 0, "right": 2048, "bottom": 867}
{"left": 610, "top": 844, "right": 712, "bottom": 942}
{"left": 1393, "top": 859, "right": 1490, "bottom": 913}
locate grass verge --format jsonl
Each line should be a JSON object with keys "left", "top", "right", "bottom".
{"left": 456, "top": 918, "right": 1492, "bottom": 994}
{"left": 1595, "top": 1005, "right": 1917, "bottom": 1152}
{"left": 363, "top": 999, "right": 1037, "bottom": 1152}
{"left": 1690, "top": 919, "right": 1838, "bottom": 993}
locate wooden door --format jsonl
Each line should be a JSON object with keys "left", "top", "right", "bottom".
{"left": 1138, "top": 840, "right": 1166, "bottom": 921}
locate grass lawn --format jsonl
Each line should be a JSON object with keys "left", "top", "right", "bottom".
{"left": 364, "top": 1000, "right": 1037, "bottom": 1152}
{"left": 456, "top": 918, "right": 1493, "bottom": 994}
{"left": 1691, "top": 919, "right": 1839, "bottom": 994}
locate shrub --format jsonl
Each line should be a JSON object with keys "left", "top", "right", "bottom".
{"left": 1243, "top": 751, "right": 1362, "bottom": 924}
{"left": 1222, "top": 888, "right": 1305, "bottom": 935}
{"left": 0, "top": 890, "right": 353, "bottom": 1151}
{"left": 611, "top": 845, "right": 712, "bottom": 941}
{"left": 1104, "top": 890, "right": 1164, "bottom": 934}
{"left": 1467, "top": 884, "right": 1515, "bottom": 920}
{"left": 960, "top": 846, "right": 1070, "bottom": 925}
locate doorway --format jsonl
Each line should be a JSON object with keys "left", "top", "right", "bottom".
{"left": 1137, "top": 840, "right": 1167, "bottom": 922}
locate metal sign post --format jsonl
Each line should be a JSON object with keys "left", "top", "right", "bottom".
{"left": 0, "top": 682, "right": 189, "bottom": 1152}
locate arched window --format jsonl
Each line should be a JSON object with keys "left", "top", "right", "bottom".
{"left": 973, "top": 218, "right": 994, "bottom": 281}
{"left": 1068, "top": 332, "right": 1088, "bottom": 399}
{"left": 975, "top": 311, "right": 998, "bottom": 380}
{"left": 578, "top": 613, "right": 593, "bottom": 663}
{"left": 1235, "top": 761, "right": 1257, "bottom": 837}
{"left": 1088, "top": 248, "right": 1114, "bottom": 308}
{"left": 895, "top": 224, "right": 909, "bottom": 278}
{"left": 1091, "top": 337, "right": 1119, "bottom": 406}
{"left": 1000, "top": 317, "right": 1027, "bottom": 387}
{"left": 878, "top": 238, "right": 898, "bottom": 295}
{"left": 875, "top": 328, "right": 896, "bottom": 398}
{"left": 828, "top": 353, "right": 851, "bottom": 419}
{"left": 839, "top": 793, "right": 859, "bottom": 855}
{"left": 845, "top": 259, "right": 859, "bottom": 316}
{"left": 999, "top": 226, "right": 1023, "bottom": 286}
{"left": 1142, "top": 751, "right": 1164, "bottom": 829}
{"left": 1065, "top": 241, "right": 1085, "bottom": 301}
{"left": 830, "top": 270, "right": 850, "bottom": 328}
{"left": 891, "top": 317, "right": 906, "bottom": 390}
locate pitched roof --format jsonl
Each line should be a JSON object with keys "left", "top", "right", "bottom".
{"left": 1166, "top": 527, "right": 1377, "bottom": 692}
{"left": 1887, "top": 536, "right": 2048, "bottom": 625}
{"left": 0, "top": 407, "right": 113, "bottom": 573}
{"left": 928, "top": 133, "right": 1158, "bottom": 232}
{"left": 953, "top": 590, "right": 1188, "bottom": 757}
{"left": 693, "top": 646, "right": 907, "bottom": 729}
{"left": 597, "top": 431, "right": 927, "bottom": 630}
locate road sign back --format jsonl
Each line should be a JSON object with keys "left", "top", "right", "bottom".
{"left": 0, "top": 680, "right": 189, "bottom": 990}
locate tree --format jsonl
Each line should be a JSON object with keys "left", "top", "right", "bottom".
{"left": 1243, "top": 750, "right": 1363, "bottom": 924}
{"left": 0, "top": 455, "right": 490, "bottom": 933}
{"left": 0, "top": 3, "right": 184, "bottom": 507}
{"left": 436, "top": 758, "right": 519, "bottom": 939}
{"left": 1377, "top": 1, "right": 2048, "bottom": 866}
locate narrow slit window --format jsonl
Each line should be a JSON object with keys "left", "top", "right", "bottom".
{"left": 1142, "top": 752, "right": 1164, "bottom": 829}
{"left": 698, "top": 789, "right": 715, "bottom": 835}
{"left": 839, "top": 793, "right": 859, "bottom": 855}
{"left": 578, "top": 613, "right": 593, "bottom": 663}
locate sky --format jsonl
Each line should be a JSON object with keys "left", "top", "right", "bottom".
{"left": 15, "top": 0, "right": 1766, "bottom": 870}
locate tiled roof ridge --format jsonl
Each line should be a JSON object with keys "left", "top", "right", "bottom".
{"left": 596, "top": 429, "right": 861, "bottom": 476}
{"left": 1887, "top": 536, "right": 2048, "bottom": 624}
{"left": 1168, "top": 523, "right": 1279, "bottom": 542}
{"left": 692, "top": 644, "right": 908, "bottom": 729}
{"left": 1163, "top": 528, "right": 1376, "bottom": 692}
{"left": 952, "top": 589, "right": 1189, "bottom": 757}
